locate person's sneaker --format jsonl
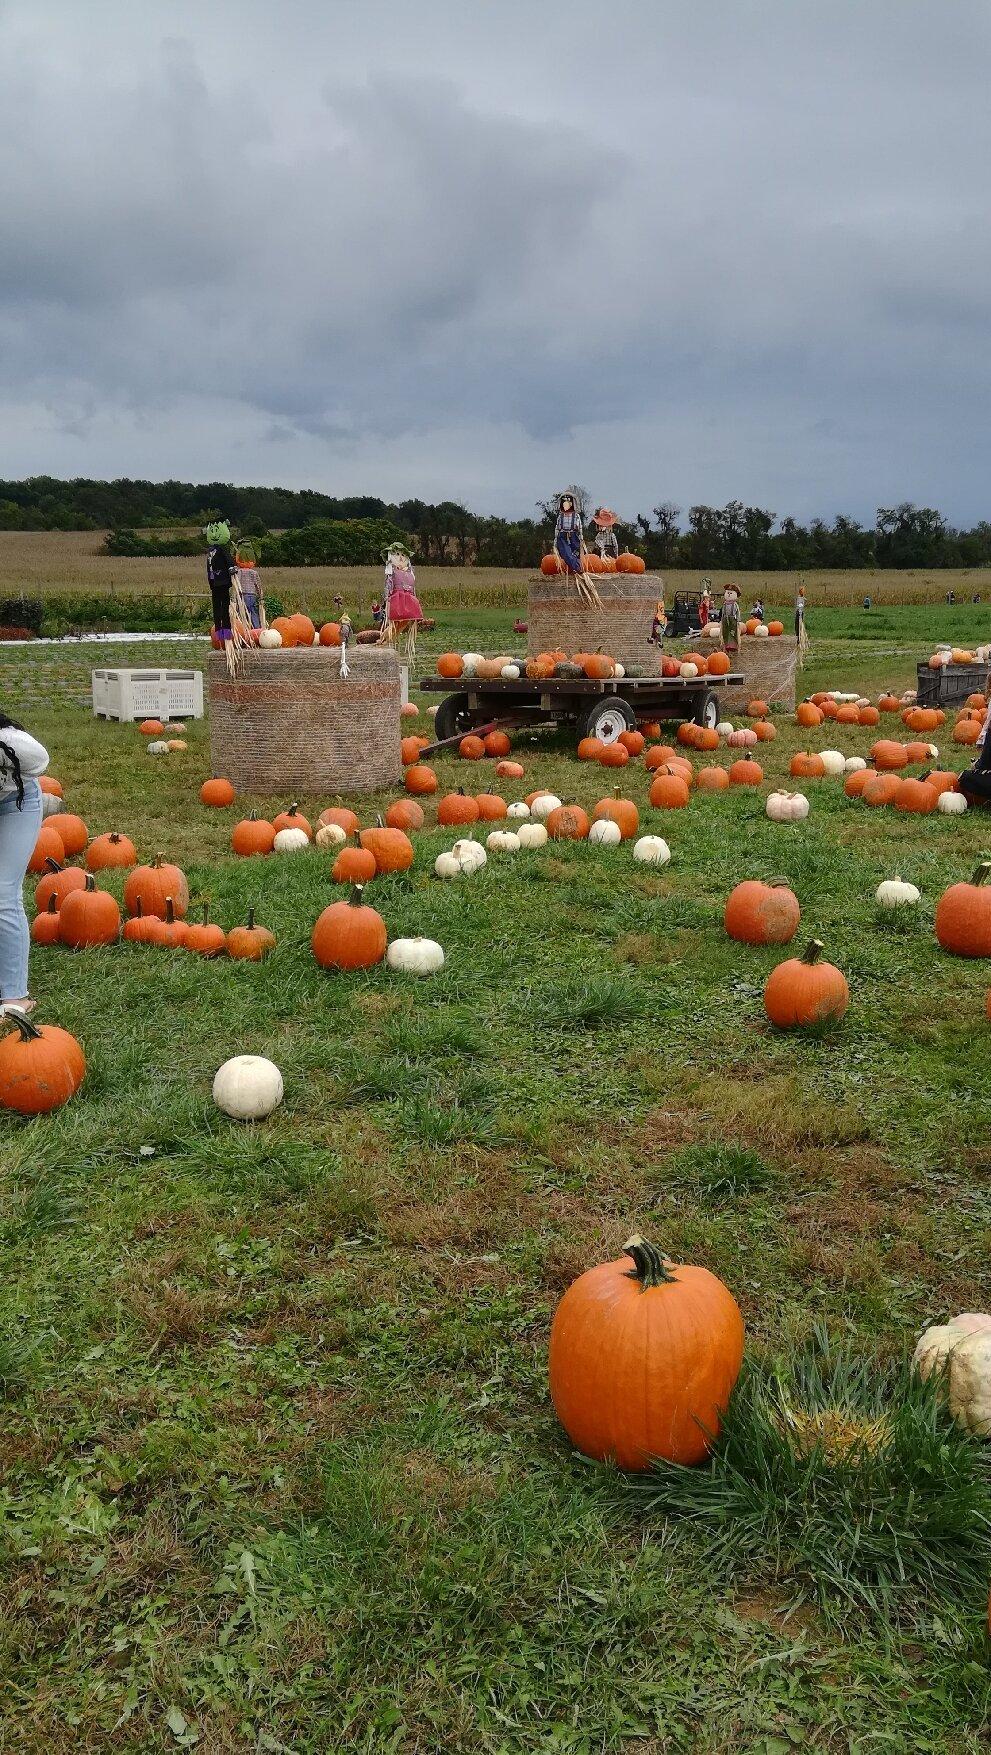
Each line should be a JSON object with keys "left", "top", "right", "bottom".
{"left": 0, "top": 1000, "right": 37, "bottom": 1019}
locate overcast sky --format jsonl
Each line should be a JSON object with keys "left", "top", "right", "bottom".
{"left": 1, "top": 0, "right": 989, "bottom": 524}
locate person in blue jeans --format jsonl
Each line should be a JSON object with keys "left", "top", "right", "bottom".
{"left": 0, "top": 713, "right": 48, "bottom": 1016}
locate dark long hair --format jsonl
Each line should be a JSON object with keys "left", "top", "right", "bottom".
{"left": 0, "top": 712, "right": 25, "bottom": 807}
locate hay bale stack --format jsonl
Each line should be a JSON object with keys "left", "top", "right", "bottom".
{"left": 527, "top": 573, "right": 662, "bottom": 673}
{"left": 208, "top": 647, "right": 401, "bottom": 794}
{"left": 721, "top": 634, "right": 798, "bottom": 711}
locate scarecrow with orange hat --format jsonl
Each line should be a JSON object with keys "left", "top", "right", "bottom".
{"left": 590, "top": 506, "right": 621, "bottom": 564}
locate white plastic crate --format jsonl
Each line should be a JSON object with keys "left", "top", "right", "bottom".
{"left": 92, "top": 668, "right": 204, "bottom": 721}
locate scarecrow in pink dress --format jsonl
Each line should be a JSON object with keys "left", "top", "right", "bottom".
{"left": 379, "top": 544, "right": 424, "bottom": 660}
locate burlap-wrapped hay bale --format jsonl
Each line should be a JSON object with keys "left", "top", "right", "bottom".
{"left": 527, "top": 572, "right": 662, "bottom": 673}
{"left": 209, "top": 647, "right": 401, "bottom": 794}
{"left": 721, "top": 634, "right": 798, "bottom": 712}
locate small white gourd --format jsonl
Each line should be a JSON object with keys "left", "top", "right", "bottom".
{"left": 588, "top": 818, "right": 622, "bottom": 846}
{"left": 501, "top": 664, "right": 521, "bottom": 679}
{"left": 435, "top": 838, "right": 487, "bottom": 877}
{"left": 679, "top": 662, "right": 699, "bottom": 679}
{"left": 147, "top": 741, "right": 169, "bottom": 756}
{"left": 754, "top": 623, "right": 769, "bottom": 638}
{"left": 386, "top": 936, "right": 445, "bottom": 975}
{"left": 213, "top": 1054, "right": 284, "bottom": 1120}
{"left": 258, "top": 629, "right": 283, "bottom": 649}
{"left": 461, "top": 652, "right": 484, "bottom": 676}
{"left": 613, "top": 663, "right": 625, "bottom": 679}
{"left": 274, "top": 827, "right": 311, "bottom": 854}
{"left": 632, "top": 835, "right": 671, "bottom": 866}
{"left": 315, "top": 822, "right": 347, "bottom": 849}
{"left": 507, "top": 801, "right": 530, "bottom": 819}
{"left": 913, "top": 1314, "right": 991, "bottom": 1437}
{"left": 716, "top": 721, "right": 734, "bottom": 738}
{"left": 486, "top": 829, "right": 520, "bottom": 853}
{"left": 875, "top": 875, "right": 920, "bottom": 908}
{"left": 819, "top": 749, "right": 846, "bottom": 776}
{"left": 516, "top": 821, "right": 549, "bottom": 849}
{"left": 938, "top": 790, "right": 968, "bottom": 815}
{"left": 766, "top": 790, "right": 810, "bottom": 823}
{"left": 844, "top": 756, "right": 867, "bottom": 773}
{"left": 530, "top": 793, "right": 562, "bottom": 821}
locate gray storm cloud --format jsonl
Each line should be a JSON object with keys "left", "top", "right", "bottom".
{"left": 1, "top": 0, "right": 990, "bottom": 520}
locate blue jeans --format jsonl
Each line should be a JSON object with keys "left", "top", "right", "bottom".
{"left": 0, "top": 780, "right": 42, "bottom": 1001}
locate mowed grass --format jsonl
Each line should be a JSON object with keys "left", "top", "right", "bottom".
{"left": 1, "top": 619, "right": 991, "bottom": 1749}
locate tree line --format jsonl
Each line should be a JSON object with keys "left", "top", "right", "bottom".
{"left": 2, "top": 476, "right": 990, "bottom": 570}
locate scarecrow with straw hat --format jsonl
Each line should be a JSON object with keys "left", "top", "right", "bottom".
{"left": 590, "top": 506, "right": 621, "bottom": 563}
{"left": 378, "top": 542, "right": 424, "bottom": 661}
{"left": 552, "top": 491, "right": 601, "bottom": 607}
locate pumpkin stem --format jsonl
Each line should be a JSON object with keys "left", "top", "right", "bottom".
{"left": 45, "top": 895, "right": 57, "bottom": 915}
{"left": 165, "top": 896, "right": 176, "bottom": 924}
{"left": 2, "top": 1010, "right": 44, "bottom": 1042}
{"left": 769, "top": 876, "right": 791, "bottom": 889}
{"left": 83, "top": 874, "right": 95, "bottom": 892}
{"left": 201, "top": 902, "right": 210, "bottom": 926}
{"left": 623, "top": 1234, "right": 678, "bottom": 1288}
{"left": 970, "top": 862, "right": 991, "bottom": 887}
{"left": 349, "top": 885, "right": 366, "bottom": 906}
{"left": 801, "top": 939, "right": 825, "bottom": 965}
{"left": 43, "top": 857, "right": 63, "bottom": 875}
{"left": 246, "top": 908, "right": 256, "bottom": 930}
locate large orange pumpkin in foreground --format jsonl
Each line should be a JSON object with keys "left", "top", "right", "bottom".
{"left": 0, "top": 1012, "right": 86, "bottom": 1115}
{"left": 763, "top": 940, "right": 849, "bottom": 1028}
{"left": 548, "top": 1234, "right": 744, "bottom": 1469}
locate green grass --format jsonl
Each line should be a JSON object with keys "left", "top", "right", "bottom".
{"left": 1, "top": 615, "right": 991, "bottom": 1748}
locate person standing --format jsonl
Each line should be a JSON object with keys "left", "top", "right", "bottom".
{"left": 205, "top": 520, "right": 238, "bottom": 641}
{"left": 0, "top": 712, "right": 48, "bottom": 1016}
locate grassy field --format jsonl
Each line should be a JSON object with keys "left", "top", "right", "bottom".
{"left": 1, "top": 614, "right": 991, "bottom": 1750}
{"left": 3, "top": 530, "right": 991, "bottom": 621}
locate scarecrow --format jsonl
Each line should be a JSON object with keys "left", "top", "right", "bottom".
{"left": 379, "top": 544, "right": 424, "bottom": 661}
{"left": 552, "top": 491, "right": 600, "bottom": 608}
{"left": 720, "top": 585, "right": 741, "bottom": 654}
{"left": 206, "top": 521, "right": 237, "bottom": 642}
{"left": 590, "top": 507, "right": 620, "bottom": 562}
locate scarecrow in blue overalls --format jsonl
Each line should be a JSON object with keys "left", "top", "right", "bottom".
{"left": 553, "top": 492, "right": 600, "bottom": 607}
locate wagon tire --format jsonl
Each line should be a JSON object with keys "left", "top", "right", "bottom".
{"left": 580, "top": 697, "right": 637, "bottom": 744}
{"left": 693, "top": 690, "right": 719, "bottom": 730}
{"left": 434, "top": 691, "right": 476, "bottom": 742}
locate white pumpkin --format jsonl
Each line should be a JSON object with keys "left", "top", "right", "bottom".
{"left": 679, "top": 662, "right": 699, "bottom": 679}
{"left": 435, "top": 838, "right": 487, "bottom": 878}
{"left": 274, "top": 827, "right": 311, "bottom": 854}
{"left": 632, "top": 835, "right": 671, "bottom": 866}
{"left": 819, "top": 749, "right": 846, "bottom": 776}
{"left": 163, "top": 721, "right": 186, "bottom": 735}
{"left": 938, "top": 790, "right": 968, "bottom": 815}
{"left": 461, "top": 652, "right": 484, "bottom": 676}
{"left": 213, "top": 1054, "right": 284, "bottom": 1120}
{"left": 486, "top": 829, "right": 521, "bottom": 853}
{"left": 703, "top": 621, "right": 722, "bottom": 639}
{"left": 147, "top": 741, "right": 169, "bottom": 756}
{"left": 315, "top": 822, "right": 347, "bottom": 850}
{"left": 766, "top": 790, "right": 810, "bottom": 823}
{"left": 258, "top": 629, "right": 283, "bottom": 649}
{"left": 41, "top": 792, "right": 65, "bottom": 819}
{"left": 501, "top": 664, "right": 521, "bottom": 679}
{"left": 913, "top": 1313, "right": 991, "bottom": 1436}
{"left": 727, "top": 728, "right": 758, "bottom": 748}
{"left": 716, "top": 722, "right": 734, "bottom": 738}
{"left": 844, "top": 756, "right": 867, "bottom": 773}
{"left": 754, "top": 623, "right": 770, "bottom": 638}
{"left": 613, "top": 663, "right": 625, "bottom": 679}
{"left": 588, "top": 818, "right": 622, "bottom": 846}
{"left": 507, "top": 801, "right": 530, "bottom": 819}
{"left": 427, "top": 705, "right": 439, "bottom": 717}
{"left": 516, "top": 821, "right": 549, "bottom": 849}
{"left": 530, "top": 793, "right": 562, "bottom": 821}
{"left": 875, "top": 875, "right": 920, "bottom": 908}
{"left": 386, "top": 936, "right": 445, "bottom": 975}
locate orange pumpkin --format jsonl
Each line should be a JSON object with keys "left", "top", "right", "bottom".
{"left": 649, "top": 773, "right": 690, "bottom": 809}
{"left": 790, "top": 752, "right": 825, "bottom": 779}
{"left": 495, "top": 760, "right": 525, "bottom": 779}
{"left": 86, "top": 832, "right": 137, "bottom": 872}
{"left": 289, "top": 613, "right": 316, "bottom": 647}
{"left": 583, "top": 653, "right": 615, "bottom": 680}
{"left": 405, "top": 764, "right": 438, "bottom": 796}
{"left": 858, "top": 705, "right": 880, "bottom": 727}
{"left": 332, "top": 841, "right": 378, "bottom": 884}
{"left": 473, "top": 793, "right": 509, "bottom": 822}
{"left": 747, "top": 700, "right": 769, "bottom": 720}
{"left": 836, "top": 704, "right": 860, "bottom": 725}
{"left": 122, "top": 854, "right": 189, "bottom": 919}
{"left": 0, "top": 1013, "right": 86, "bottom": 1115}
{"left": 935, "top": 863, "right": 991, "bottom": 957}
{"left": 312, "top": 884, "right": 387, "bottom": 969}
{"left": 878, "top": 694, "right": 901, "bottom": 713}
{"left": 577, "top": 736, "right": 604, "bottom": 762}
{"left": 871, "top": 740, "right": 909, "bottom": 770}
{"left": 39, "top": 776, "right": 63, "bottom": 797}
{"left": 360, "top": 821, "right": 414, "bottom": 873}
{"left": 592, "top": 791, "right": 639, "bottom": 840}
{"left": 483, "top": 731, "right": 511, "bottom": 758}
{"left": 231, "top": 813, "right": 276, "bottom": 856}
{"left": 598, "top": 743, "right": 630, "bottom": 767}
{"left": 270, "top": 616, "right": 298, "bottom": 648}
{"left": 618, "top": 730, "right": 646, "bottom": 757}
{"left": 767, "top": 620, "right": 784, "bottom": 636}
{"left": 616, "top": 552, "right": 647, "bottom": 574}
{"left": 200, "top": 777, "right": 235, "bottom": 808}
{"left": 227, "top": 910, "right": 276, "bottom": 961}
{"left": 437, "top": 790, "right": 480, "bottom": 826}
{"left": 53, "top": 814, "right": 88, "bottom": 857}
{"left": 35, "top": 859, "right": 86, "bottom": 910}
{"left": 436, "top": 652, "right": 464, "bottom": 678}
{"left": 459, "top": 735, "right": 486, "bottom": 760}
{"left": 706, "top": 652, "right": 730, "bottom": 676}
{"left": 318, "top": 622, "right": 342, "bottom": 647}
{"left": 862, "top": 773, "right": 902, "bottom": 807}
{"left": 185, "top": 903, "right": 227, "bottom": 958}
{"left": 724, "top": 878, "right": 800, "bottom": 945}
{"left": 754, "top": 721, "right": 776, "bottom": 742}
{"left": 954, "top": 720, "right": 981, "bottom": 745}
{"left": 548, "top": 1234, "right": 744, "bottom": 1469}
{"left": 317, "top": 807, "right": 360, "bottom": 835}
{"left": 59, "top": 875, "right": 121, "bottom": 948}
{"left": 273, "top": 804, "right": 312, "bottom": 838}
{"left": 139, "top": 719, "right": 164, "bottom": 736}
{"left": 540, "top": 553, "right": 563, "bottom": 576}
{"left": 729, "top": 759, "right": 763, "bottom": 786}
{"left": 843, "top": 769, "right": 871, "bottom": 798}
{"left": 896, "top": 779, "right": 938, "bottom": 814}
{"left": 763, "top": 940, "right": 849, "bottom": 1028}
{"left": 696, "top": 766, "right": 730, "bottom": 791}
{"left": 796, "top": 702, "right": 824, "bottom": 728}
{"left": 546, "top": 804, "right": 590, "bottom": 840}
{"left": 31, "top": 895, "right": 62, "bottom": 946}
{"left": 401, "top": 735, "right": 423, "bottom": 766}
{"left": 385, "top": 799, "right": 425, "bottom": 832}
{"left": 28, "top": 825, "right": 66, "bottom": 875}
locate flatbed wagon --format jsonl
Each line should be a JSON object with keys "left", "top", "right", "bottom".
{"left": 420, "top": 671, "right": 744, "bottom": 745}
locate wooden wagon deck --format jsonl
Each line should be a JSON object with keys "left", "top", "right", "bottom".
{"left": 419, "top": 671, "right": 744, "bottom": 745}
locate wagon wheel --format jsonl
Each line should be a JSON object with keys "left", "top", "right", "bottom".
{"left": 580, "top": 698, "right": 637, "bottom": 744}
{"left": 433, "top": 690, "right": 477, "bottom": 743}
{"left": 692, "top": 690, "right": 719, "bottom": 730}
